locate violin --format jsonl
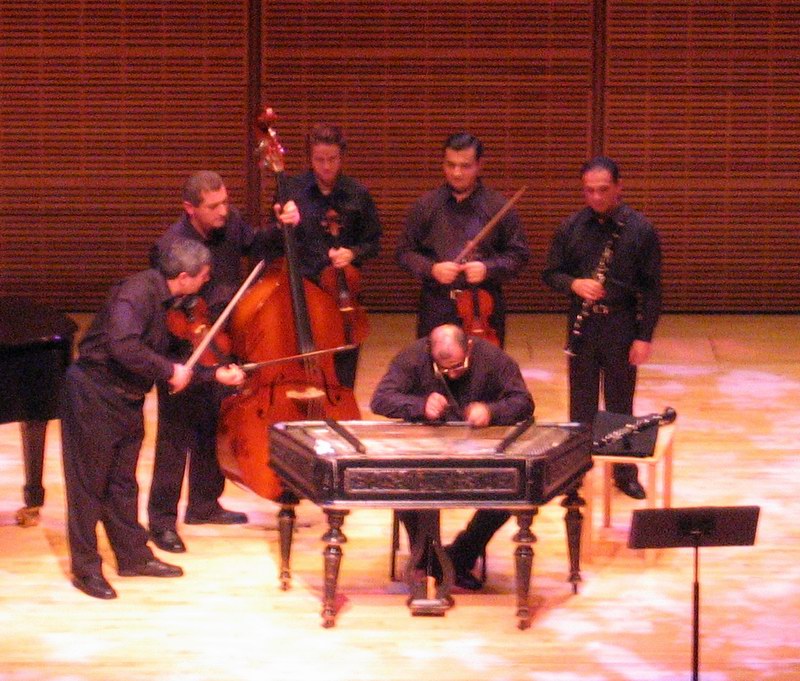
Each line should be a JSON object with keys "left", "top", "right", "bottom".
{"left": 453, "top": 286, "right": 500, "bottom": 346}
{"left": 318, "top": 207, "right": 369, "bottom": 346}
{"left": 166, "top": 295, "right": 233, "bottom": 366}
{"left": 451, "top": 185, "right": 527, "bottom": 348}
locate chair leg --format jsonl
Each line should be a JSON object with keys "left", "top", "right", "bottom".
{"left": 390, "top": 511, "right": 401, "bottom": 581}
{"left": 603, "top": 462, "right": 613, "bottom": 527}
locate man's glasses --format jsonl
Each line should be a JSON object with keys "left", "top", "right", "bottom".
{"left": 434, "top": 354, "right": 470, "bottom": 377}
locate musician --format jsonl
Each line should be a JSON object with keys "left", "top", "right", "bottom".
{"left": 542, "top": 156, "right": 662, "bottom": 499}
{"left": 370, "top": 323, "right": 534, "bottom": 590}
{"left": 147, "top": 171, "right": 299, "bottom": 554}
{"left": 262, "top": 123, "right": 382, "bottom": 388}
{"left": 60, "top": 238, "right": 246, "bottom": 600}
{"left": 395, "top": 132, "right": 529, "bottom": 346}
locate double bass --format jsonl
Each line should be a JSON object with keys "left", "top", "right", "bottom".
{"left": 216, "top": 108, "right": 361, "bottom": 500}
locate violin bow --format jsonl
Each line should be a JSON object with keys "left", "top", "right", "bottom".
{"left": 182, "top": 259, "right": 265, "bottom": 371}
{"left": 453, "top": 184, "right": 527, "bottom": 263}
{"left": 238, "top": 343, "right": 359, "bottom": 375}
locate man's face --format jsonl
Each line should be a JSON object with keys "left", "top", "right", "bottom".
{"left": 180, "top": 264, "right": 211, "bottom": 295}
{"left": 310, "top": 142, "right": 343, "bottom": 192}
{"left": 443, "top": 147, "right": 481, "bottom": 199}
{"left": 432, "top": 342, "right": 470, "bottom": 379}
{"left": 185, "top": 186, "right": 229, "bottom": 237}
{"left": 582, "top": 168, "right": 622, "bottom": 217}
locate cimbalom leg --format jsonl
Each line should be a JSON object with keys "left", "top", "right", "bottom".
{"left": 321, "top": 509, "right": 349, "bottom": 628}
{"left": 562, "top": 484, "right": 585, "bottom": 593}
{"left": 512, "top": 508, "right": 537, "bottom": 630}
{"left": 277, "top": 501, "right": 297, "bottom": 591}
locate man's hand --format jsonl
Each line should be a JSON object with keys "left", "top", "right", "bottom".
{"left": 431, "top": 261, "right": 461, "bottom": 285}
{"left": 215, "top": 363, "right": 246, "bottom": 386}
{"left": 273, "top": 200, "right": 300, "bottom": 227}
{"left": 571, "top": 278, "right": 605, "bottom": 302}
{"left": 424, "top": 392, "right": 450, "bottom": 421}
{"left": 461, "top": 260, "right": 487, "bottom": 284}
{"left": 464, "top": 402, "right": 491, "bottom": 427}
{"left": 628, "top": 339, "right": 652, "bottom": 366}
{"left": 168, "top": 363, "right": 193, "bottom": 393}
{"left": 328, "top": 247, "right": 354, "bottom": 268}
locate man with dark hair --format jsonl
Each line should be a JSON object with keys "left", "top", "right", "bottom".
{"left": 370, "top": 323, "right": 534, "bottom": 590}
{"left": 262, "top": 123, "right": 382, "bottom": 388}
{"left": 396, "top": 132, "right": 529, "bottom": 346}
{"left": 147, "top": 171, "right": 299, "bottom": 554}
{"left": 61, "top": 238, "right": 245, "bottom": 600}
{"left": 542, "top": 156, "right": 662, "bottom": 499}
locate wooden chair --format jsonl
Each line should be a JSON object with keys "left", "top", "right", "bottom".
{"left": 582, "top": 423, "right": 675, "bottom": 562}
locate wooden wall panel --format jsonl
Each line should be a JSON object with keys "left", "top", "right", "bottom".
{"left": 0, "top": 1, "right": 249, "bottom": 309}
{"left": 262, "top": 1, "right": 594, "bottom": 312}
{"left": 1, "top": 1, "right": 798, "bottom": 313}
{"left": 605, "top": 0, "right": 800, "bottom": 311}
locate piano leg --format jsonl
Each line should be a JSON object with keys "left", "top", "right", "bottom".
{"left": 512, "top": 508, "right": 537, "bottom": 630}
{"left": 277, "top": 501, "right": 297, "bottom": 591}
{"left": 405, "top": 510, "right": 455, "bottom": 616}
{"left": 562, "top": 484, "right": 586, "bottom": 594}
{"left": 320, "top": 509, "right": 349, "bottom": 628}
{"left": 15, "top": 420, "right": 48, "bottom": 527}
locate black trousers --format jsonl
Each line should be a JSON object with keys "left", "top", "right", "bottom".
{"left": 147, "top": 381, "right": 227, "bottom": 530}
{"left": 60, "top": 365, "right": 154, "bottom": 578}
{"left": 568, "top": 310, "right": 639, "bottom": 481}
{"left": 398, "top": 509, "right": 510, "bottom": 573}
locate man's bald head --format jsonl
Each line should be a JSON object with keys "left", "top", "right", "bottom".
{"left": 430, "top": 324, "right": 469, "bottom": 368}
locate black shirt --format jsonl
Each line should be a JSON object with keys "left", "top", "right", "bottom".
{"left": 370, "top": 337, "right": 534, "bottom": 425}
{"left": 264, "top": 170, "right": 382, "bottom": 281}
{"left": 542, "top": 202, "right": 662, "bottom": 342}
{"left": 76, "top": 269, "right": 175, "bottom": 399}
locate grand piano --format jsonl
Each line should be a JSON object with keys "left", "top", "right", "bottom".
{"left": 269, "top": 419, "right": 593, "bottom": 629}
{"left": 0, "top": 298, "right": 76, "bottom": 526}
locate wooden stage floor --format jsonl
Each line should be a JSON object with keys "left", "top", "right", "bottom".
{"left": 1, "top": 313, "right": 798, "bottom": 680}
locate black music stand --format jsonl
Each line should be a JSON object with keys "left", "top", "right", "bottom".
{"left": 628, "top": 506, "right": 760, "bottom": 681}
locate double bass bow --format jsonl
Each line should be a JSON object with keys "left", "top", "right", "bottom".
{"left": 451, "top": 185, "right": 527, "bottom": 346}
{"left": 216, "top": 107, "right": 361, "bottom": 501}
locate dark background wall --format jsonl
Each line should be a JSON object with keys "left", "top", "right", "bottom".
{"left": 1, "top": 1, "right": 798, "bottom": 313}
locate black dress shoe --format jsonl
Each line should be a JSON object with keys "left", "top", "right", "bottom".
{"left": 184, "top": 507, "right": 248, "bottom": 525}
{"left": 454, "top": 570, "right": 484, "bottom": 591}
{"left": 150, "top": 528, "right": 186, "bottom": 553}
{"left": 615, "top": 477, "right": 647, "bottom": 500}
{"left": 118, "top": 558, "right": 184, "bottom": 578}
{"left": 72, "top": 573, "right": 117, "bottom": 600}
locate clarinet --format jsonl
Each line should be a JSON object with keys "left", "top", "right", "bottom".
{"left": 564, "top": 221, "right": 622, "bottom": 357}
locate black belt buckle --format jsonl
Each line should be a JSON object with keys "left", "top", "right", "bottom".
{"left": 591, "top": 303, "right": 611, "bottom": 314}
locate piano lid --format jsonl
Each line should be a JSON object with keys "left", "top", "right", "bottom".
{"left": 0, "top": 298, "right": 77, "bottom": 347}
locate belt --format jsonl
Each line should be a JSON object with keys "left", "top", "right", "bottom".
{"left": 589, "top": 303, "right": 633, "bottom": 315}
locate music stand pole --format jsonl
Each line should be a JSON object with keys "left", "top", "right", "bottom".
{"left": 692, "top": 540, "right": 700, "bottom": 681}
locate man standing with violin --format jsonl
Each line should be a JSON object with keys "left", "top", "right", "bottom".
{"left": 262, "top": 123, "right": 382, "bottom": 388}
{"left": 542, "top": 156, "right": 662, "bottom": 500}
{"left": 396, "top": 132, "right": 529, "bottom": 347}
{"left": 147, "top": 170, "right": 299, "bottom": 554}
{"left": 370, "top": 323, "right": 534, "bottom": 591}
{"left": 61, "top": 238, "right": 246, "bottom": 599}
